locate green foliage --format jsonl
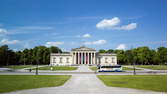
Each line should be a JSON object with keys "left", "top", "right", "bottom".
{"left": 0, "top": 75, "right": 71, "bottom": 93}
{"left": 99, "top": 49, "right": 106, "bottom": 53}
{"left": 157, "top": 47, "right": 167, "bottom": 64}
{"left": 0, "top": 45, "right": 62, "bottom": 66}
{"left": 114, "top": 50, "right": 127, "bottom": 64}
{"left": 107, "top": 49, "right": 114, "bottom": 53}
{"left": 89, "top": 66, "right": 98, "bottom": 71}
{"left": 98, "top": 46, "right": 167, "bottom": 65}
{"left": 1, "top": 45, "right": 167, "bottom": 66}
{"left": 98, "top": 75, "right": 167, "bottom": 93}
{"left": 0, "top": 45, "right": 19, "bottom": 66}
{"left": 122, "top": 67, "right": 141, "bottom": 70}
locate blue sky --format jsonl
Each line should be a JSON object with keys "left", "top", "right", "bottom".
{"left": 0, "top": 0, "right": 167, "bottom": 51}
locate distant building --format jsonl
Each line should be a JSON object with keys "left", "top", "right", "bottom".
{"left": 50, "top": 46, "right": 117, "bottom": 66}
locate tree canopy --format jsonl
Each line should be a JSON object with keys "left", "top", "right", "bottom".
{"left": 0, "top": 45, "right": 62, "bottom": 66}
{"left": 98, "top": 46, "right": 167, "bottom": 65}
{"left": 0, "top": 45, "right": 167, "bottom": 66}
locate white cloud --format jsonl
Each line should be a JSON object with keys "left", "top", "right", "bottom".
{"left": 96, "top": 17, "right": 120, "bottom": 29}
{"left": 96, "top": 17, "right": 137, "bottom": 30}
{"left": 45, "top": 41, "right": 64, "bottom": 47}
{"left": 116, "top": 44, "right": 126, "bottom": 50}
{"left": 76, "top": 33, "right": 92, "bottom": 38}
{"left": 84, "top": 40, "right": 107, "bottom": 45}
{"left": 1, "top": 39, "right": 20, "bottom": 45}
{"left": 0, "top": 28, "right": 7, "bottom": 34}
{"left": 119, "top": 23, "right": 137, "bottom": 30}
{"left": 82, "top": 33, "right": 91, "bottom": 38}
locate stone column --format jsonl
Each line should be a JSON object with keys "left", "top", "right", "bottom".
{"left": 74, "top": 52, "right": 76, "bottom": 65}
{"left": 75, "top": 52, "right": 76, "bottom": 64}
{"left": 90, "top": 53, "right": 92, "bottom": 64}
{"left": 81, "top": 52, "right": 83, "bottom": 64}
{"left": 77, "top": 52, "right": 80, "bottom": 64}
{"left": 94, "top": 52, "right": 96, "bottom": 65}
{"left": 72, "top": 52, "right": 73, "bottom": 65}
{"left": 91, "top": 52, "right": 93, "bottom": 65}
{"left": 72, "top": 53, "right": 73, "bottom": 65}
{"left": 84, "top": 52, "right": 86, "bottom": 64}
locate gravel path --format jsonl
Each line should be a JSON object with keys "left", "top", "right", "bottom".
{"left": 4, "top": 66, "right": 165, "bottom": 94}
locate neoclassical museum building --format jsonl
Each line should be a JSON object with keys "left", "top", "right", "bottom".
{"left": 50, "top": 46, "right": 117, "bottom": 66}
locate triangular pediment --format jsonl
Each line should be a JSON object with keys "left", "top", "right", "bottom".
{"left": 72, "top": 46, "right": 96, "bottom": 51}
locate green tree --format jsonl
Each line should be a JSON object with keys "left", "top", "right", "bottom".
{"left": 0, "top": 45, "right": 9, "bottom": 66}
{"left": 150, "top": 50, "right": 161, "bottom": 65}
{"left": 107, "top": 49, "right": 114, "bottom": 53}
{"left": 157, "top": 47, "right": 167, "bottom": 64}
{"left": 114, "top": 50, "right": 126, "bottom": 65}
{"left": 99, "top": 49, "right": 106, "bottom": 53}
{"left": 50, "top": 46, "right": 62, "bottom": 53}
{"left": 134, "top": 47, "right": 151, "bottom": 65}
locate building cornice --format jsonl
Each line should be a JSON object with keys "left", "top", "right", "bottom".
{"left": 72, "top": 46, "right": 96, "bottom": 51}
{"left": 51, "top": 53, "right": 72, "bottom": 56}
{"left": 98, "top": 53, "right": 117, "bottom": 56}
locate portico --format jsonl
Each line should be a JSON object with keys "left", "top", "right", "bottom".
{"left": 71, "top": 46, "right": 96, "bottom": 65}
{"left": 72, "top": 51, "right": 96, "bottom": 65}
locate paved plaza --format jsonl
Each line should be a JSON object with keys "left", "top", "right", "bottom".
{"left": 3, "top": 66, "right": 165, "bottom": 94}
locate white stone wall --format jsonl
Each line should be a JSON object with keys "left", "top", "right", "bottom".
{"left": 50, "top": 53, "right": 117, "bottom": 66}
{"left": 50, "top": 54, "right": 72, "bottom": 66}
{"left": 97, "top": 53, "right": 117, "bottom": 66}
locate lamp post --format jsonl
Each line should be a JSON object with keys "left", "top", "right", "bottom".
{"left": 35, "top": 48, "right": 40, "bottom": 75}
{"left": 36, "top": 61, "right": 38, "bottom": 75}
{"left": 133, "top": 60, "right": 136, "bottom": 75}
{"left": 130, "top": 45, "right": 136, "bottom": 75}
{"left": 132, "top": 50, "right": 136, "bottom": 75}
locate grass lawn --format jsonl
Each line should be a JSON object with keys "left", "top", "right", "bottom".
{"left": 89, "top": 66, "right": 97, "bottom": 71}
{"left": 0, "top": 75, "right": 71, "bottom": 93}
{"left": 98, "top": 75, "right": 167, "bottom": 93}
{"left": 136, "top": 65, "right": 167, "bottom": 70}
{"left": 37, "top": 66, "right": 78, "bottom": 71}
{"left": 3, "top": 65, "right": 33, "bottom": 69}
{"left": 122, "top": 67, "right": 141, "bottom": 70}
{"left": 89, "top": 66, "right": 140, "bottom": 71}
{"left": 122, "top": 67, "right": 134, "bottom": 70}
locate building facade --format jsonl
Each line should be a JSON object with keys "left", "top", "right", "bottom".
{"left": 50, "top": 46, "right": 117, "bottom": 66}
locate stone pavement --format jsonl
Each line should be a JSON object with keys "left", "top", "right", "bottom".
{"left": 4, "top": 65, "right": 165, "bottom": 94}
{"left": 0, "top": 68, "right": 11, "bottom": 72}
